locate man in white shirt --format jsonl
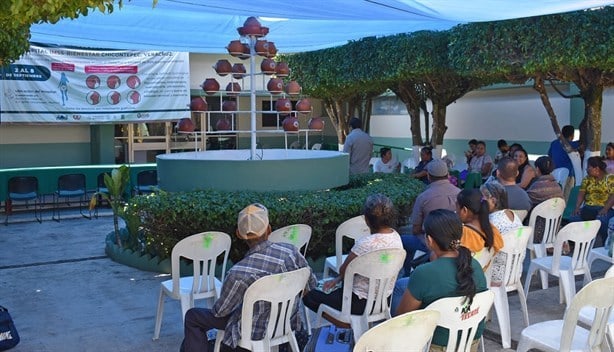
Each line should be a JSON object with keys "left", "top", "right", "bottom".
{"left": 373, "top": 147, "right": 400, "bottom": 173}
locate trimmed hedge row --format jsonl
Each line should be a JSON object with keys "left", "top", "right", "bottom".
{"left": 124, "top": 173, "right": 424, "bottom": 263}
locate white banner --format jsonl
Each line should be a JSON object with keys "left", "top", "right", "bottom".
{"left": 0, "top": 45, "right": 190, "bottom": 123}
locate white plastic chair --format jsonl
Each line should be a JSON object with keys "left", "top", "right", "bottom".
{"left": 488, "top": 226, "right": 532, "bottom": 349}
{"left": 524, "top": 220, "right": 600, "bottom": 307}
{"left": 153, "top": 231, "right": 231, "bottom": 340}
{"left": 311, "top": 143, "right": 322, "bottom": 150}
{"left": 352, "top": 309, "right": 440, "bottom": 352}
{"left": 316, "top": 248, "right": 406, "bottom": 341}
{"left": 425, "top": 290, "right": 495, "bottom": 352}
{"left": 551, "top": 167, "right": 570, "bottom": 188}
{"left": 511, "top": 209, "right": 528, "bottom": 222}
{"left": 268, "top": 224, "right": 312, "bottom": 333}
{"left": 213, "top": 267, "right": 311, "bottom": 352}
{"left": 526, "top": 197, "right": 565, "bottom": 289}
{"left": 586, "top": 247, "right": 614, "bottom": 282}
{"left": 269, "top": 224, "right": 312, "bottom": 257}
{"left": 578, "top": 265, "right": 614, "bottom": 348}
{"left": 322, "top": 215, "right": 370, "bottom": 278}
{"left": 517, "top": 271, "right": 614, "bottom": 352}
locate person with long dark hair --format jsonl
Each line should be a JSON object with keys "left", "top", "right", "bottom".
{"left": 513, "top": 148, "right": 537, "bottom": 189}
{"left": 456, "top": 188, "right": 504, "bottom": 271}
{"left": 394, "top": 209, "right": 487, "bottom": 350}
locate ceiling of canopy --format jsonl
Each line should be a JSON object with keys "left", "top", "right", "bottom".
{"left": 29, "top": 0, "right": 614, "bottom": 54}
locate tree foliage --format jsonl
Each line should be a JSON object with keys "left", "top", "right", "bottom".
{"left": 450, "top": 6, "right": 614, "bottom": 151}
{"left": 0, "top": 0, "right": 120, "bottom": 66}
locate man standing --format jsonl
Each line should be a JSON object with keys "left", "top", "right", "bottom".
{"left": 343, "top": 117, "right": 373, "bottom": 175}
{"left": 181, "top": 203, "right": 316, "bottom": 352}
{"left": 495, "top": 157, "right": 532, "bottom": 212}
{"left": 548, "top": 125, "right": 580, "bottom": 177}
{"left": 400, "top": 159, "right": 460, "bottom": 274}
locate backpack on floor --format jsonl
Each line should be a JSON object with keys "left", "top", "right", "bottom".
{"left": 0, "top": 306, "right": 20, "bottom": 351}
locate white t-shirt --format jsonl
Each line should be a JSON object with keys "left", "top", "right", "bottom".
{"left": 350, "top": 231, "right": 403, "bottom": 299}
{"left": 373, "top": 157, "right": 399, "bottom": 173}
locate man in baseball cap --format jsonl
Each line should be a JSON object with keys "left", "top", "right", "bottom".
{"left": 182, "top": 203, "right": 316, "bottom": 352}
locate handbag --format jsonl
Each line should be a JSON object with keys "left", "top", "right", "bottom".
{"left": 0, "top": 306, "right": 19, "bottom": 351}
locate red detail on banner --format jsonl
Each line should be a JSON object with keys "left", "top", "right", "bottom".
{"left": 51, "top": 62, "right": 75, "bottom": 72}
{"left": 85, "top": 66, "right": 138, "bottom": 74}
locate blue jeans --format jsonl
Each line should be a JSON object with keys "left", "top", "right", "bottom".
{"left": 400, "top": 234, "right": 430, "bottom": 276}
{"left": 390, "top": 277, "right": 410, "bottom": 317}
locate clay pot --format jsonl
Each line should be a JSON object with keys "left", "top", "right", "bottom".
{"left": 222, "top": 100, "right": 237, "bottom": 111}
{"left": 202, "top": 78, "right": 220, "bottom": 95}
{"left": 232, "top": 63, "right": 246, "bottom": 79}
{"left": 190, "top": 96, "right": 208, "bottom": 111}
{"left": 239, "top": 44, "right": 251, "bottom": 60}
{"left": 308, "top": 117, "right": 325, "bottom": 130}
{"left": 260, "top": 58, "right": 276, "bottom": 75}
{"left": 240, "top": 17, "right": 262, "bottom": 36}
{"left": 214, "top": 59, "right": 232, "bottom": 76}
{"left": 267, "top": 78, "right": 284, "bottom": 94}
{"left": 225, "top": 82, "right": 241, "bottom": 96}
{"left": 177, "top": 118, "right": 195, "bottom": 132}
{"left": 275, "top": 62, "right": 290, "bottom": 77}
{"left": 285, "top": 81, "right": 301, "bottom": 95}
{"left": 255, "top": 40, "right": 269, "bottom": 55}
{"left": 296, "top": 98, "right": 312, "bottom": 113}
{"left": 216, "top": 117, "right": 232, "bottom": 131}
{"left": 275, "top": 98, "right": 292, "bottom": 112}
{"left": 282, "top": 115, "right": 299, "bottom": 132}
{"left": 266, "top": 42, "right": 278, "bottom": 58}
{"left": 227, "top": 40, "right": 244, "bottom": 57}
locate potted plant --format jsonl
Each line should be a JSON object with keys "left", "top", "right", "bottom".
{"left": 89, "top": 165, "right": 130, "bottom": 248}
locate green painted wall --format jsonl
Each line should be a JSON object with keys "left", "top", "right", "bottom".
{"left": 0, "top": 143, "right": 91, "bottom": 168}
{"left": 90, "top": 125, "right": 115, "bottom": 164}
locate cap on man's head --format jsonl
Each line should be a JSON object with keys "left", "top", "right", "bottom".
{"left": 427, "top": 159, "right": 449, "bottom": 177}
{"left": 237, "top": 203, "right": 269, "bottom": 240}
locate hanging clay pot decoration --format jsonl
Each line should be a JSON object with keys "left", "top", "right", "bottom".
{"left": 285, "top": 81, "right": 301, "bottom": 95}
{"left": 225, "top": 82, "right": 241, "bottom": 96}
{"left": 202, "top": 78, "right": 220, "bottom": 95}
{"left": 239, "top": 16, "right": 263, "bottom": 36}
{"left": 276, "top": 97, "right": 292, "bottom": 112}
{"left": 232, "top": 63, "right": 246, "bottom": 79}
{"left": 308, "top": 117, "right": 325, "bottom": 130}
{"left": 255, "top": 40, "right": 269, "bottom": 55}
{"left": 216, "top": 117, "right": 232, "bottom": 130}
{"left": 238, "top": 44, "right": 251, "bottom": 60}
{"left": 275, "top": 62, "right": 290, "bottom": 77}
{"left": 267, "top": 78, "right": 284, "bottom": 94}
{"left": 227, "top": 40, "right": 244, "bottom": 57}
{"left": 222, "top": 100, "right": 237, "bottom": 111}
{"left": 296, "top": 98, "right": 312, "bottom": 113}
{"left": 260, "top": 58, "right": 276, "bottom": 75}
{"left": 177, "top": 118, "right": 195, "bottom": 132}
{"left": 260, "top": 26, "right": 269, "bottom": 36}
{"left": 214, "top": 59, "right": 232, "bottom": 76}
{"left": 190, "top": 96, "right": 208, "bottom": 111}
{"left": 282, "top": 115, "right": 299, "bottom": 132}
{"left": 266, "top": 42, "right": 278, "bottom": 58}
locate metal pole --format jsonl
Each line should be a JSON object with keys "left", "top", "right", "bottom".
{"left": 249, "top": 36, "right": 256, "bottom": 160}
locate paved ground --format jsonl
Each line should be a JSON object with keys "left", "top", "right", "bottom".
{"left": 0, "top": 209, "right": 610, "bottom": 352}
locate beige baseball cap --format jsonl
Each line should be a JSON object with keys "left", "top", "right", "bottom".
{"left": 236, "top": 203, "right": 269, "bottom": 239}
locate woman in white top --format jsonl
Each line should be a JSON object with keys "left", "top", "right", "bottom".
{"left": 303, "top": 194, "right": 402, "bottom": 324}
{"left": 373, "top": 147, "right": 400, "bottom": 173}
{"left": 480, "top": 181, "right": 523, "bottom": 286}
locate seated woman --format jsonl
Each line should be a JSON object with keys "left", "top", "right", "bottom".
{"left": 480, "top": 181, "right": 523, "bottom": 286}
{"left": 571, "top": 156, "right": 614, "bottom": 245}
{"left": 513, "top": 148, "right": 537, "bottom": 189}
{"left": 303, "top": 194, "right": 402, "bottom": 325}
{"left": 394, "top": 209, "right": 487, "bottom": 351}
{"left": 409, "top": 146, "right": 433, "bottom": 183}
{"left": 467, "top": 141, "right": 493, "bottom": 184}
{"left": 526, "top": 155, "right": 564, "bottom": 207}
{"left": 604, "top": 142, "right": 614, "bottom": 174}
{"left": 373, "top": 147, "right": 400, "bottom": 173}
{"left": 456, "top": 188, "right": 504, "bottom": 271}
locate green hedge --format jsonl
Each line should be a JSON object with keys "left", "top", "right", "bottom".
{"left": 124, "top": 173, "right": 424, "bottom": 263}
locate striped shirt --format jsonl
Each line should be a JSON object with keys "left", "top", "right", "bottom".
{"left": 213, "top": 240, "right": 316, "bottom": 348}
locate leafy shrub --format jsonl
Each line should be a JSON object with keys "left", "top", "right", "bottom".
{"left": 124, "top": 173, "right": 424, "bottom": 262}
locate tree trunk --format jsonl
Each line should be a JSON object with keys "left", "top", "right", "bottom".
{"left": 391, "top": 82, "right": 424, "bottom": 147}
{"left": 430, "top": 102, "right": 448, "bottom": 147}
{"left": 578, "top": 77, "right": 603, "bottom": 154}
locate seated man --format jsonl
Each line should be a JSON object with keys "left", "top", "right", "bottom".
{"left": 400, "top": 159, "right": 460, "bottom": 275}
{"left": 181, "top": 203, "right": 316, "bottom": 352}
{"left": 373, "top": 147, "right": 400, "bottom": 173}
{"left": 495, "top": 157, "right": 532, "bottom": 213}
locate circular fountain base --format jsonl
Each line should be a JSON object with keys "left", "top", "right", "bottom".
{"left": 156, "top": 149, "right": 349, "bottom": 192}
